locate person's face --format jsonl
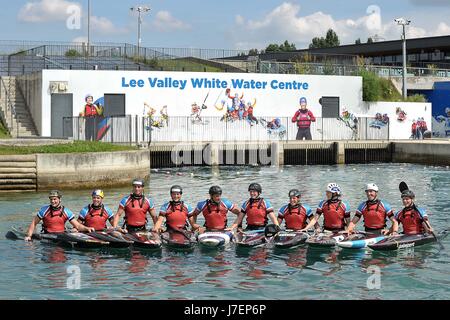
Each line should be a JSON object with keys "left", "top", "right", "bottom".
{"left": 300, "top": 103, "right": 307, "bottom": 109}
{"left": 326, "top": 191, "right": 333, "bottom": 200}
{"left": 133, "top": 184, "right": 144, "bottom": 195}
{"left": 249, "top": 190, "right": 259, "bottom": 199}
{"left": 92, "top": 195, "right": 103, "bottom": 206}
{"left": 49, "top": 196, "right": 61, "bottom": 207}
{"left": 402, "top": 197, "right": 414, "bottom": 207}
{"left": 210, "top": 194, "right": 221, "bottom": 202}
{"left": 365, "top": 190, "right": 378, "bottom": 201}
{"left": 86, "top": 97, "right": 93, "bottom": 105}
{"left": 289, "top": 196, "right": 300, "bottom": 206}
{"left": 171, "top": 192, "right": 182, "bottom": 202}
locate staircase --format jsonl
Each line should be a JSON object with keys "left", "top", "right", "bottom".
{"left": 0, "top": 76, "right": 39, "bottom": 137}
{"left": 0, "top": 155, "right": 37, "bottom": 193}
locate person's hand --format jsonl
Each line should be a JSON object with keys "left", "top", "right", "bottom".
{"left": 381, "top": 229, "right": 389, "bottom": 235}
{"left": 24, "top": 236, "right": 32, "bottom": 242}
{"left": 86, "top": 227, "right": 95, "bottom": 233}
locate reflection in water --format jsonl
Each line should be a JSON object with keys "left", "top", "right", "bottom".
{"left": 41, "top": 246, "right": 67, "bottom": 264}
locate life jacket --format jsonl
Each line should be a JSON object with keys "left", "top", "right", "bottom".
{"left": 42, "top": 206, "right": 68, "bottom": 233}
{"left": 243, "top": 198, "right": 267, "bottom": 227}
{"left": 124, "top": 194, "right": 150, "bottom": 228}
{"left": 295, "top": 110, "right": 312, "bottom": 128}
{"left": 201, "top": 200, "right": 229, "bottom": 230}
{"left": 84, "top": 104, "right": 98, "bottom": 117}
{"left": 397, "top": 207, "right": 424, "bottom": 235}
{"left": 165, "top": 201, "right": 189, "bottom": 230}
{"left": 361, "top": 200, "right": 387, "bottom": 230}
{"left": 284, "top": 204, "right": 308, "bottom": 230}
{"left": 83, "top": 204, "right": 109, "bottom": 231}
{"left": 322, "top": 200, "right": 346, "bottom": 231}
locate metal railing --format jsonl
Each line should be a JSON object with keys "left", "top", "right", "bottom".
{"left": 62, "top": 115, "right": 390, "bottom": 144}
{"left": 0, "top": 77, "right": 17, "bottom": 137}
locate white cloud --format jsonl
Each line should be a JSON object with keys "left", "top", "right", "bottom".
{"left": 152, "top": 11, "right": 191, "bottom": 32}
{"left": 18, "top": 0, "right": 81, "bottom": 22}
{"left": 91, "top": 16, "right": 128, "bottom": 35}
{"left": 409, "top": 0, "right": 450, "bottom": 6}
{"left": 71, "top": 36, "right": 87, "bottom": 43}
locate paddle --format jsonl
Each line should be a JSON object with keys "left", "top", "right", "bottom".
{"left": 264, "top": 224, "right": 281, "bottom": 238}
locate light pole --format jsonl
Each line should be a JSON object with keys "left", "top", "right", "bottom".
{"left": 395, "top": 18, "right": 411, "bottom": 99}
{"left": 130, "top": 5, "right": 151, "bottom": 62}
{"left": 87, "top": 0, "right": 90, "bottom": 57}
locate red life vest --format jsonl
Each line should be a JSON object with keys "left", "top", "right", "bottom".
{"left": 244, "top": 198, "right": 268, "bottom": 227}
{"left": 165, "top": 201, "right": 189, "bottom": 229}
{"left": 361, "top": 200, "right": 387, "bottom": 230}
{"left": 201, "top": 200, "right": 229, "bottom": 230}
{"left": 397, "top": 208, "right": 424, "bottom": 235}
{"left": 284, "top": 205, "right": 309, "bottom": 230}
{"left": 84, "top": 104, "right": 98, "bottom": 117}
{"left": 294, "top": 110, "right": 314, "bottom": 128}
{"left": 83, "top": 204, "right": 109, "bottom": 231}
{"left": 322, "top": 201, "right": 346, "bottom": 231}
{"left": 42, "top": 206, "right": 68, "bottom": 233}
{"left": 124, "top": 195, "right": 150, "bottom": 228}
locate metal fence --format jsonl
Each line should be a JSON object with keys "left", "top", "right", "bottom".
{"left": 62, "top": 116, "right": 389, "bottom": 144}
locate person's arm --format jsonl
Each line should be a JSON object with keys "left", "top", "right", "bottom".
{"left": 227, "top": 211, "right": 245, "bottom": 231}
{"left": 308, "top": 110, "right": 316, "bottom": 122}
{"left": 301, "top": 214, "right": 319, "bottom": 232}
{"left": 112, "top": 207, "right": 124, "bottom": 229}
{"left": 347, "top": 216, "right": 361, "bottom": 234}
{"left": 291, "top": 110, "right": 299, "bottom": 123}
{"left": 152, "top": 216, "right": 165, "bottom": 233}
{"left": 384, "top": 216, "right": 398, "bottom": 235}
{"left": 24, "top": 216, "right": 41, "bottom": 241}
{"left": 149, "top": 208, "right": 157, "bottom": 225}
{"left": 268, "top": 211, "right": 279, "bottom": 226}
{"left": 70, "top": 219, "right": 95, "bottom": 233}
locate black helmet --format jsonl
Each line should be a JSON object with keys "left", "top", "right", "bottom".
{"left": 170, "top": 185, "right": 183, "bottom": 194}
{"left": 264, "top": 224, "right": 281, "bottom": 238}
{"left": 401, "top": 190, "right": 415, "bottom": 199}
{"left": 248, "top": 183, "right": 262, "bottom": 193}
{"left": 209, "top": 185, "right": 222, "bottom": 196}
{"left": 289, "top": 189, "right": 301, "bottom": 198}
{"left": 48, "top": 190, "right": 62, "bottom": 198}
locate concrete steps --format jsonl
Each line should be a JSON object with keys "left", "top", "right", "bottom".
{"left": 0, "top": 155, "right": 37, "bottom": 192}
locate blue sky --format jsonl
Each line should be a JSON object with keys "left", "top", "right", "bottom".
{"left": 1, "top": 0, "right": 449, "bottom": 49}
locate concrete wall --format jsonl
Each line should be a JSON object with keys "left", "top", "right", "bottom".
{"left": 36, "top": 149, "right": 150, "bottom": 190}
{"left": 393, "top": 140, "right": 450, "bottom": 165}
{"left": 17, "top": 72, "right": 42, "bottom": 135}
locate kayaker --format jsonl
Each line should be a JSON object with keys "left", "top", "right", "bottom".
{"left": 278, "top": 189, "right": 317, "bottom": 231}
{"left": 189, "top": 185, "right": 242, "bottom": 234}
{"left": 24, "top": 190, "right": 94, "bottom": 241}
{"left": 300, "top": 183, "right": 351, "bottom": 232}
{"left": 112, "top": 179, "right": 157, "bottom": 233}
{"left": 393, "top": 189, "right": 434, "bottom": 235}
{"left": 347, "top": 183, "right": 398, "bottom": 235}
{"left": 152, "top": 185, "right": 194, "bottom": 233}
{"left": 77, "top": 189, "right": 115, "bottom": 231}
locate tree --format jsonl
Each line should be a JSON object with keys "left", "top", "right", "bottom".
{"left": 367, "top": 37, "right": 374, "bottom": 44}
{"left": 355, "top": 38, "right": 362, "bottom": 45}
{"left": 309, "top": 29, "right": 340, "bottom": 49}
{"left": 248, "top": 48, "right": 259, "bottom": 55}
{"left": 265, "top": 40, "right": 296, "bottom": 53}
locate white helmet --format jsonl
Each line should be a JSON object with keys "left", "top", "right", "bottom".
{"left": 326, "top": 183, "right": 341, "bottom": 195}
{"left": 365, "top": 183, "right": 379, "bottom": 192}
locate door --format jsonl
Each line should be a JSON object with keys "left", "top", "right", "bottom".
{"left": 51, "top": 93, "right": 73, "bottom": 138}
{"left": 319, "top": 96, "right": 340, "bottom": 118}
{"left": 104, "top": 94, "right": 126, "bottom": 116}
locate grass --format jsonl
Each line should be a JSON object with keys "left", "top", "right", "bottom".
{"left": 0, "top": 122, "right": 10, "bottom": 139}
{"left": 0, "top": 140, "right": 138, "bottom": 155}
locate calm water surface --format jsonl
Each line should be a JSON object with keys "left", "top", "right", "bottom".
{"left": 0, "top": 163, "right": 449, "bottom": 299}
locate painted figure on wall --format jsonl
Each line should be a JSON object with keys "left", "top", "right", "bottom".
{"left": 338, "top": 108, "right": 358, "bottom": 140}
{"left": 79, "top": 94, "right": 108, "bottom": 141}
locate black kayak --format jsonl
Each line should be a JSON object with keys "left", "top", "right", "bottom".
{"left": 235, "top": 229, "right": 266, "bottom": 248}
{"left": 161, "top": 230, "right": 196, "bottom": 250}
{"left": 122, "top": 231, "right": 162, "bottom": 249}
{"left": 6, "top": 227, "right": 109, "bottom": 249}
{"left": 306, "top": 232, "right": 365, "bottom": 248}
{"left": 368, "top": 231, "right": 449, "bottom": 251}
{"left": 273, "top": 231, "right": 308, "bottom": 249}
{"left": 88, "top": 230, "right": 133, "bottom": 248}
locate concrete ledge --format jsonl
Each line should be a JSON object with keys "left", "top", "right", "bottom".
{"left": 36, "top": 150, "right": 150, "bottom": 190}
{"left": 393, "top": 141, "right": 450, "bottom": 165}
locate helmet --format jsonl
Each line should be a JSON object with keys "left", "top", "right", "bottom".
{"left": 48, "top": 190, "right": 62, "bottom": 198}
{"left": 445, "top": 107, "right": 450, "bottom": 114}
{"left": 365, "top": 183, "right": 379, "bottom": 192}
{"left": 401, "top": 190, "right": 415, "bottom": 199}
{"left": 326, "top": 183, "right": 341, "bottom": 195}
{"left": 170, "top": 185, "right": 183, "bottom": 194}
{"left": 275, "top": 118, "right": 281, "bottom": 125}
{"left": 288, "top": 189, "right": 301, "bottom": 198}
{"left": 264, "top": 224, "right": 281, "bottom": 238}
{"left": 132, "top": 179, "right": 145, "bottom": 187}
{"left": 209, "top": 185, "right": 222, "bottom": 196}
{"left": 342, "top": 108, "right": 348, "bottom": 113}
{"left": 248, "top": 183, "right": 262, "bottom": 193}
{"left": 299, "top": 97, "right": 307, "bottom": 105}
{"left": 92, "top": 189, "right": 104, "bottom": 198}
{"left": 85, "top": 94, "right": 93, "bottom": 101}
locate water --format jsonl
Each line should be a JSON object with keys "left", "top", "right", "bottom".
{"left": 0, "top": 163, "right": 449, "bottom": 300}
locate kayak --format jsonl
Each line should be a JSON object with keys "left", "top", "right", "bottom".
{"left": 161, "top": 230, "right": 196, "bottom": 250}
{"left": 198, "top": 231, "right": 233, "bottom": 248}
{"left": 6, "top": 227, "right": 109, "bottom": 249}
{"left": 306, "top": 232, "right": 365, "bottom": 248}
{"left": 273, "top": 231, "right": 308, "bottom": 249}
{"left": 88, "top": 230, "right": 134, "bottom": 248}
{"left": 368, "top": 231, "right": 448, "bottom": 251}
{"left": 235, "top": 229, "right": 266, "bottom": 248}
{"left": 122, "top": 231, "right": 162, "bottom": 249}
{"left": 338, "top": 235, "right": 387, "bottom": 249}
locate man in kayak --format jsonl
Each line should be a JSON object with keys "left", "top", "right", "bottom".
{"left": 234, "top": 183, "right": 279, "bottom": 231}
{"left": 152, "top": 185, "right": 195, "bottom": 233}
{"left": 278, "top": 189, "right": 317, "bottom": 231}
{"left": 347, "top": 183, "right": 398, "bottom": 235}
{"left": 77, "top": 189, "right": 116, "bottom": 231}
{"left": 24, "top": 191, "right": 94, "bottom": 241}
{"left": 300, "top": 183, "right": 351, "bottom": 232}
{"left": 112, "top": 179, "right": 157, "bottom": 232}
{"left": 392, "top": 189, "right": 434, "bottom": 235}
{"left": 189, "top": 185, "right": 242, "bottom": 233}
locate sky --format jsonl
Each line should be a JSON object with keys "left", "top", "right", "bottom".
{"left": 0, "top": 0, "right": 449, "bottom": 50}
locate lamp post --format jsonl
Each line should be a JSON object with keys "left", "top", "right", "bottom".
{"left": 395, "top": 18, "right": 411, "bottom": 99}
{"left": 130, "top": 5, "right": 151, "bottom": 62}
{"left": 87, "top": 0, "right": 90, "bottom": 57}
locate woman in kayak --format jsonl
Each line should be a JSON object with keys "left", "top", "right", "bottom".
{"left": 24, "top": 191, "right": 94, "bottom": 241}
{"left": 77, "top": 189, "right": 115, "bottom": 231}
{"left": 300, "top": 183, "right": 351, "bottom": 233}
{"left": 392, "top": 189, "right": 434, "bottom": 235}
{"left": 112, "top": 179, "right": 157, "bottom": 233}
{"left": 152, "top": 185, "right": 195, "bottom": 233}
{"left": 278, "top": 189, "right": 317, "bottom": 231}
{"left": 347, "top": 183, "right": 398, "bottom": 235}
{"left": 189, "top": 185, "right": 241, "bottom": 233}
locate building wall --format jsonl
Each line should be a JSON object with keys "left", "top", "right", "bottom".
{"left": 16, "top": 72, "right": 42, "bottom": 135}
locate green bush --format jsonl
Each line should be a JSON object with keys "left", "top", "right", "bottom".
{"left": 0, "top": 121, "right": 10, "bottom": 139}
{"left": 65, "top": 49, "right": 82, "bottom": 57}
